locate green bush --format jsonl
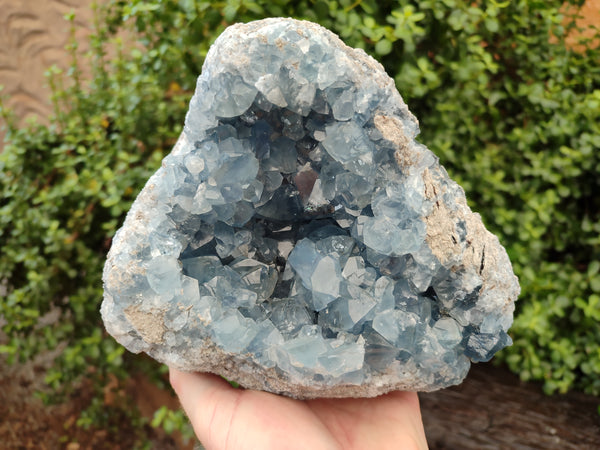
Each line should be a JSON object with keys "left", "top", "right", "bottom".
{"left": 0, "top": 9, "right": 190, "bottom": 441}
{"left": 0, "top": 0, "right": 598, "bottom": 438}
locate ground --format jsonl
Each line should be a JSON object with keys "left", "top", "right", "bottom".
{"left": 0, "top": 343, "right": 191, "bottom": 449}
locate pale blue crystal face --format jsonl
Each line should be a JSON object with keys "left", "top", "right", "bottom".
{"left": 103, "top": 19, "right": 517, "bottom": 393}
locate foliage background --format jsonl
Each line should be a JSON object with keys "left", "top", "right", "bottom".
{"left": 0, "top": 0, "right": 599, "bottom": 440}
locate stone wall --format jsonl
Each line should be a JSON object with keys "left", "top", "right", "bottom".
{"left": 0, "top": 0, "right": 99, "bottom": 132}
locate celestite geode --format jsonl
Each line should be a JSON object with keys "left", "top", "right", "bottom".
{"left": 101, "top": 18, "right": 520, "bottom": 398}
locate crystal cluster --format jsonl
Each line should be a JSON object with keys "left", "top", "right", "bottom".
{"left": 101, "top": 18, "right": 520, "bottom": 398}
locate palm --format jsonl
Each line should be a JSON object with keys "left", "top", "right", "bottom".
{"left": 170, "top": 369, "right": 428, "bottom": 450}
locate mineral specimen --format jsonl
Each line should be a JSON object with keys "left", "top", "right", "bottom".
{"left": 101, "top": 18, "right": 520, "bottom": 398}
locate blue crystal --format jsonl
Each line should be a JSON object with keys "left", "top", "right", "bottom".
{"left": 266, "top": 298, "right": 313, "bottom": 338}
{"left": 372, "top": 310, "right": 420, "bottom": 350}
{"left": 211, "top": 73, "right": 258, "bottom": 118}
{"left": 319, "top": 334, "right": 365, "bottom": 379}
{"left": 212, "top": 310, "right": 259, "bottom": 353}
{"left": 102, "top": 18, "right": 519, "bottom": 396}
{"left": 146, "top": 256, "right": 181, "bottom": 295}
{"left": 322, "top": 121, "right": 373, "bottom": 165}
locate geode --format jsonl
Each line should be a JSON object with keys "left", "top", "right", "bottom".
{"left": 101, "top": 18, "right": 519, "bottom": 398}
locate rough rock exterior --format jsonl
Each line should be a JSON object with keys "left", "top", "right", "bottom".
{"left": 101, "top": 18, "right": 520, "bottom": 398}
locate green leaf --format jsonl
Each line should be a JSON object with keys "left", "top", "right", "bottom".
{"left": 375, "top": 38, "right": 393, "bottom": 56}
{"left": 484, "top": 18, "right": 499, "bottom": 33}
{"left": 223, "top": 2, "right": 240, "bottom": 22}
{"left": 0, "top": 345, "right": 16, "bottom": 355}
{"left": 151, "top": 406, "right": 168, "bottom": 428}
{"left": 588, "top": 261, "right": 600, "bottom": 277}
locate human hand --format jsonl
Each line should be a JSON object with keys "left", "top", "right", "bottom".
{"left": 169, "top": 368, "right": 428, "bottom": 450}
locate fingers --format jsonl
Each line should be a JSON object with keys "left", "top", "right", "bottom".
{"left": 169, "top": 368, "right": 427, "bottom": 450}
{"left": 169, "top": 369, "right": 240, "bottom": 447}
{"left": 169, "top": 368, "right": 233, "bottom": 405}
{"left": 306, "top": 390, "right": 428, "bottom": 450}
{"left": 168, "top": 368, "right": 341, "bottom": 450}
{"left": 388, "top": 391, "right": 428, "bottom": 450}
